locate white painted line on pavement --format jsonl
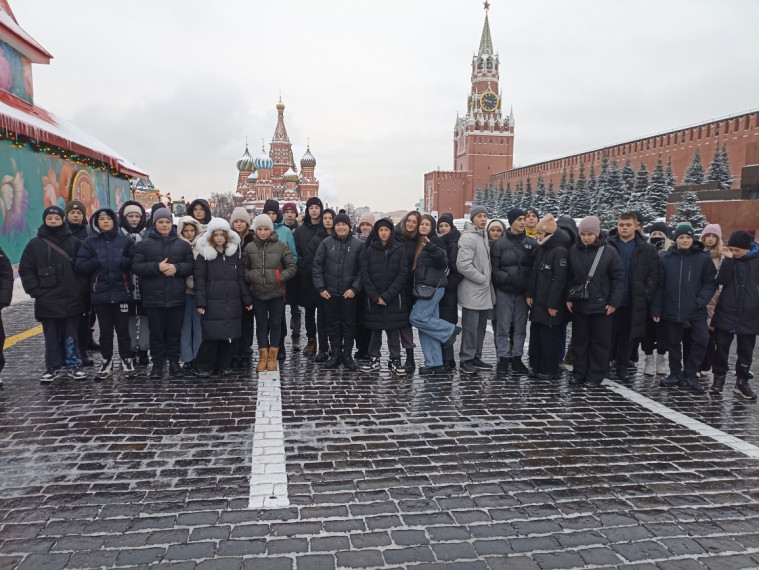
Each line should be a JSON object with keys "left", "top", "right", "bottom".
{"left": 248, "top": 370, "right": 290, "bottom": 509}
{"left": 605, "top": 380, "right": 759, "bottom": 459}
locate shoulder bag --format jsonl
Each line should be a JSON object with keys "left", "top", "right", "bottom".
{"left": 567, "top": 246, "right": 604, "bottom": 301}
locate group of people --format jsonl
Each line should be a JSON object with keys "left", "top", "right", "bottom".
{"left": 5, "top": 196, "right": 758, "bottom": 402}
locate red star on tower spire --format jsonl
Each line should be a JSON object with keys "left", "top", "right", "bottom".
{"left": 483, "top": 1, "right": 490, "bottom": 10}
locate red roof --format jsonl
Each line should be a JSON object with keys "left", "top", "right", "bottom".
{"left": 0, "top": 0, "right": 52, "bottom": 64}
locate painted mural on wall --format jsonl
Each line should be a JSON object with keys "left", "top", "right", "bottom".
{"left": 0, "top": 144, "right": 130, "bottom": 264}
{"left": 0, "top": 40, "right": 33, "bottom": 104}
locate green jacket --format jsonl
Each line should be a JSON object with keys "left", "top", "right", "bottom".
{"left": 242, "top": 231, "right": 297, "bottom": 300}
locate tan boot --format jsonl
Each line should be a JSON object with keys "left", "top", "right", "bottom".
{"left": 267, "top": 347, "right": 279, "bottom": 371}
{"left": 303, "top": 338, "right": 317, "bottom": 356}
{"left": 256, "top": 348, "right": 268, "bottom": 372}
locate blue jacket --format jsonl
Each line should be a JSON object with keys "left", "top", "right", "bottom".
{"left": 711, "top": 243, "right": 759, "bottom": 335}
{"left": 75, "top": 208, "right": 135, "bottom": 305}
{"left": 652, "top": 241, "right": 717, "bottom": 323}
{"left": 273, "top": 217, "right": 298, "bottom": 262}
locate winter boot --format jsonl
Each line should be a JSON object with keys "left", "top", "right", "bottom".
{"left": 510, "top": 356, "right": 528, "bottom": 375}
{"left": 656, "top": 353, "right": 668, "bottom": 375}
{"left": 404, "top": 348, "right": 415, "bottom": 374}
{"left": 256, "top": 348, "right": 269, "bottom": 372}
{"left": 496, "top": 357, "right": 510, "bottom": 375}
{"left": 683, "top": 375, "right": 706, "bottom": 393}
{"left": 169, "top": 361, "right": 182, "bottom": 377}
{"left": 278, "top": 343, "right": 286, "bottom": 361}
{"left": 734, "top": 378, "right": 758, "bottom": 401}
{"left": 303, "top": 338, "right": 317, "bottom": 356}
{"left": 643, "top": 354, "right": 656, "bottom": 376}
{"left": 266, "top": 348, "right": 279, "bottom": 371}
{"left": 709, "top": 374, "right": 725, "bottom": 396}
{"left": 149, "top": 361, "right": 164, "bottom": 379}
{"left": 325, "top": 349, "right": 342, "bottom": 369}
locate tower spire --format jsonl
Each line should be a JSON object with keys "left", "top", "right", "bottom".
{"left": 478, "top": 3, "right": 493, "bottom": 56}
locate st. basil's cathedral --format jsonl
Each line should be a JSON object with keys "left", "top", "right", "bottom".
{"left": 234, "top": 98, "right": 319, "bottom": 212}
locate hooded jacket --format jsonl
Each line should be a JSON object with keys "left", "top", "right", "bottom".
{"left": 242, "top": 231, "right": 297, "bottom": 301}
{"left": 74, "top": 208, "right": 135, "bottom": 305}
{"left": 313, "top": 232, "right": 364, "bottom": 296}
{"left": 19, "top": 222, "right": 86, "bottom": 320}
{"left": 439, "top": 225, "right": 463, "bottom": 322}
{"left": 132, "top": 227, "right": 195, "bottom": 308}
{"left": 193, "top": 219, "right": 253, "bottom": 341}
{"left": 177, "top": 216, "right": 203, "bottom": 294}
{"left": 293, "top": 214, "right": 327, "bottom": 307}
{"left": 413, "top": 235, "right": 448, "bottom": 289}
{"left": 360, "top": 223, "right": 410, "bottom": 330}
{"left": 651, "top": 241, "right": 717, "bottom": 323}
{"left": 188, "top": 198, "right": 213, "bottom": 228}
{"left": 456, "top": 221, "right": 495, "bottom": 310}
{"left": 491, "top": 229, "right": 538, "bottom": 295}
{"left": 118, "top": 200, "right": 147, "bottom": 236}
{"left": 272, "top": 210, "right": 298, "bottom": 262}
{"left": 527, "top": 228, "right": 571, "bottom": 326}
{"left": 710, "top": 243, "right": 759, "bottom": 335}
{"left": 567, "top": 236, "right": 624, "bottom": 315}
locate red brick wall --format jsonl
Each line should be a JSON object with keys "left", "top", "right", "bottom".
{"left": 666, "top": 199, "right": 759, "bottom": 238}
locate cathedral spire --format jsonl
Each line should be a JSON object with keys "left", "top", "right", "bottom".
{"left": 478, "top": 3, "right": 493, "bottom": 56}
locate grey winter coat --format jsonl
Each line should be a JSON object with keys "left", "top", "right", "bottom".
{"left": 456, "top": 221, "right": 495, "bottom": 310}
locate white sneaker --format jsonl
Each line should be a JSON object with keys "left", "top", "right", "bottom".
{"left": 121, "top": 358, "right": 136, "bottom": 378}
{"left": 40, "top": 372, "right": 55, "bottom": 383}
{"left": 656, "top": 354, "right": 668, "bottom": 376}
{"left": 643, "top": 355, "right": 656, "bottom": 376}
{"left": 71, "top": 368, "right": 87, "bottom": 380}
{"left": 96, "top": 360, "right": 113, "bottom": 380}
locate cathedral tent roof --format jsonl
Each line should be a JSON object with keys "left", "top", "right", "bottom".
{"left": 478, "top": 11, "right": 493, "bottom": 56}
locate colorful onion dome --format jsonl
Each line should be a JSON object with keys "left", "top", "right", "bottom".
{"left": 282, "top": 167, "right": 298, "bottom": 183}
{"left": 254, "top": 148, "right": 273, "bottom": 170}
{"left": 236, "top": 145, "right": 255, "bottom": 171}
{"left": 300, "top": 147, "right": 316, "bottom": 168}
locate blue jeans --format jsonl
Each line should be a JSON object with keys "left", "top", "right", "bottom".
{"left": 409, "top": 287, "right": 454, "bottom": 367}
{"left": 180, "top": 294, "right": 203, "bottom": 363}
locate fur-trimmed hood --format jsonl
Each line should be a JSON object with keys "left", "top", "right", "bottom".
{"left": 197, "top": 217, "right": 240, "bottom": 259}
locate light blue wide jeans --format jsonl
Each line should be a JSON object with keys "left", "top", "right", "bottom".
{"left": 409, "top": 287, "right": 455, "bottom": 367}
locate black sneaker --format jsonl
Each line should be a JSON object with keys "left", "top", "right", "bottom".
{"left": 444, "top": 360, "right": 457, "bottom": 371}
{"left": 496, "top": 357, "right": 510, "bottom": 374}
{"left": 459, "top": 360, "right": 476, "bottom": 375}
{"left": 314, "top": 351, "right": 328, "bottom": 363}
{"left": 471, "top": 358, "right": 493, "bottom": 371}
{"left": 389, "top": 359, "right": 406, "bottom": 377}
{"left": 96, "top": 359, "right": 113, "bottom": 380}
{"left": 325, "top": 352, "right": 342, "bottom": 369}
{"left": 343, "top": 356, "right": 358, "bottom": 371}
{"left": 404, "top": 350, "right": 415, "bottom": 374}
{"left": 510, "top": 357, "right": 528, "bottom": 375}
{"left": 569, "top": 374, "right": 586, "bottom": 385}
{"left": 616, "top": 364, "right": 630, "bottom": 381}
{"left": 419, "top": 365, "right": 445, "bottom": 376}
{"left": 360, "top": 357, "right": 381, "bottom": 373}
{"left": 734, "top": 379, "right": 757, "bottom": 401}
{"left": 442, "top": 326, "right": 462, "bottom": 349}
{"left": 169, "top": 361, "right": 182, "bottom": 377}
{"left": 149, "top": 363, "right": 164, "bottom": 379}
{"left": 660, "top": 373, "right": 682, "bottom": 387}
{"left": 683, "top": 375, "right": 706, "bottom": 393}
{"left": 709, "top": 374, "right": 725, "bottom": 396}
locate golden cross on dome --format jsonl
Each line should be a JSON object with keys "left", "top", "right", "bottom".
{"left": 483, "top": 1, "right": 490, "bottom": 10}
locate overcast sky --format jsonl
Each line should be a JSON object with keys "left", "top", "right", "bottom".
{"left": 14, "top": 0, "right": 759, "bottom": 211}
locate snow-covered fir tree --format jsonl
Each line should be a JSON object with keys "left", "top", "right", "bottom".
{"left": 646, "top": 155, "right": 670, "bottom": 218}
{"left": 483, "top": 184, "right": 496, "bottom": 214}
{"left": 706, "top": 143, "right": 734, "bottom": 189}
{"left": 683, "top": 148, "right": 705, "bottom": 185}
{"left": 597, "top": 160, "right": 628, "bottom": 230}
{"left": 543, "top": 180, "right": 559, "bottom": 216}
{"left": 513, "top": 182, "right": 524, "bottom": 209}
{"left": 670, "top": 191, "right": 707, "bottom": 230}
{"left": 621, "top": 158, "right": 636, "bottom": 195}
{"left": 586, "top": 164, "right": 599, "bottom": 216}
{"left": 627, "top": 161, "right": 654, "bottom": 224}
{"left": 473, "top": 187, "right": 484, "bottom": 207}
{"left": 571, "top": 163, "right": 589, "bottom": 217}
{"left": 666, "top": 155, "right": 677, "bottom": 189}
{"left": 534, "top": 176, "right": 546, "bottom": 214}
{"left": 523, "top": 178, "right": 534, "bottom": 210}
{"left": 557, "top": 169, "right": 570, "bottom": 214}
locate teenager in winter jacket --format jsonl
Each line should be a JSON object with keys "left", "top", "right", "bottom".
{"left": 118, "top": 200, "right": 151, "bottom": 366}
{"left": 281, "top": 202, "right": 302, "bottom": 340}
{"left": 294, "top": 197, "right": 328, "bottom": 359}
{"left": 456, "top": 205, "right": 495, "bottom": 375}
{"left": 354, "top": 212, "right": 376, "bottom": 360}
{"left": 193, "top": 218, "right": 253, "bottom": 376}
{"left": 708, "top": 230, "right": 758, "bottom": 400}
{"left": 132, "top": 208, "right": 195, "bottom": 378}
{"left": 491, "top": 208, "right": 537, "bottom": 375}
{"left": 438, "top": 213, "right": 463, "bottom": 370}
{"left": 177, "top": 216, "right": 203, "bottom": 370}
{"left": 641, "top": 221, "right": 673, "bottom": 376}
{"left": 19, "top": 206, "right": 87, "bottom": 382}
{"left": 228, "top": 207, "right": 254, "bottom": 368}
{"left": 396, "top": 211, "right": 422, "bottom": 373}
{"left": 313, "top": 213, "right": 363, "bottom": 370}
{"left": 243, "top": 214, "right": 297, "bottom": 372}
{"left": 566, "top": 216, "right": 624, "bottom": 385}
{"left": 409, "top": 214, "right": 459, "bottom": 375}
{"left": 698, "top": 223, "right": 730, "bottom": 376}
{"left": 66, "top": 199, "right": 96, "bottom": 366}
{"left": 652, "top": 223, "right": 717, "bottom": 393}
{"left": 75, "top": 208, "right": 136, "bottom": 379}
{"left": 0, "top": 246, "right": 13, "bottom": 385}
{"left": 359, "top": 218, "right": 410, "bottom": 376}
{"left": 188, "top": 198, "right": 212, "bottom": 234}
{"left": 526, "top": 214, "right": 570, "bottom": 380}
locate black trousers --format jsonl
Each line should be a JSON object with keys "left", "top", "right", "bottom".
{"left": 355, "top": 291, "right": 371, "bottom": 355}
{"left": 0, "top": 313, "right": 6, "bottom": 374}
{"left": 665, "top": 318, "right": 708, "bottom": 378}
{"left": 254, "top": 297, "right": 283, "bottom": 348}
{"left": 571, "top": 312, "right": 613, "bottom": 383}
{"left": 41, "top": 316, "right": 81, "bottom": 373}
{"left": 195, "top": 339, "right": 234, "bottom": 372}
{"left": 147, "top": 305, "right": 185, "bottom": 364}
{"left": 528, "top": 322, "right": 562, "bottom": 375}
{"left": 712, "top": 328, "right": 756, "bottom": 380}
{"left": 305, "top": 303, "right": 328, "bottom": 351}
{"left": 324, "top": 295, "right": 357, "bottom": 354}
{"left": 611, "top": 304, "right": 634, "bottom": 365}
{"left": 641, "top": 317, "right": 667, "bottom": 355}
{"left": 94, "top": 303, "right": 131, "bottom": 361}
{"left": 233, "top": 310, "right": 255, "bottom": 360}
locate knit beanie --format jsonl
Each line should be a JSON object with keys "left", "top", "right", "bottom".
{"left": 649, "top": 221, "right": 670, "bottom": 238}
{"left": 469, "top": 205, "right": 488, "bottom": 219}
{"left": 305, "top": 197, "right": 323, "bottom": 211}
{"left": 65, "top": 200, "right": 86, "bottom": 216}
{"left": 252, "top": 213, "right": 274, "bottom": 232}
{"left": 525, "top": 207, "right": 540, "bottom": 218}
{"left": 334, "top": 213, "right": 352, "bottom": 228}
{"left": 282, "top": 202, "right": 297, "bottom": 213}
{"left": 229, "top": 207, "right": 251, "bottom": 227}
{"left": 359, "top": 212, "right": 376, "bottom": 227}
{"left": 437, "top": 213, "right": 454, "bottom": 231}
{"left": 726, "top": 230, "right": 753, "bottom": 250}
{"left": 122, "top": 204, "right": 143, "bottom": 218}
{"left": 700, "top": 223, "right": 722, "bottom": 241}
{"left": 374, "top": 218, "right": 394, "bottom": 233}
{"left": 263, "top": 199, "right": 280, "bottom": 214}
{"left": 507, "top": 208, "right": 527, "bottom": 226}
{"left": 674, "top": 223, "right": 694, "bottom": 239}
{"left": 578, "top": 215, "right": 601, "bottom": 237}
{"left": 43, "top": 205, "right": 65, "bottom": 222}
{"left": 152, "top": 208, "right": 172, "bottom": 223}
{"left": 151, "top": 203, "right": 167, "bottom": 216}
{"left": 535, "top": 213, "right": 558, "bottom": 234}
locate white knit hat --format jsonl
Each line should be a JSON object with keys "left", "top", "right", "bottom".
{"left": 252, "top": 213, "right": 274, "bottom": 231}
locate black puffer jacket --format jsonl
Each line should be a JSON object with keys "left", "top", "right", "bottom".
{"left": 188, "top": 198, "right": 212, "bottom": 225}
{"left": 313, "top": 233, "right": 363, "bottom": 296}
{"left": 0, "top": 246, "right": 12, "bottom": 308}
{"left": 294, "top": 216, "right": 327, "bottom": 307}
{"left": 360, "top": 226, "right": 410, "bottom": 330}
{"left": 440, "top": 226, "right": 462, "bottom": 323}
{"left": 652, "top": 241, "right": 717, "bottom": 323}
{"left": 413, "top": 236, "right": 448, "bottom": 289}
{"left": 132, "top": 229, "right": 194, "bottom": 308}
{"left": 567, "top": 238, "right": 624, "bottom": 315}
{"left": 527, "top": 228, "right": 571, "bottom": 326}
{"left": 608, "top": 232, "right": 660, "bottom": 338}
{"left": 194, "top": 236, "right": 253, "bottom": 341}
{"left": 491, "top": 230, "right": 538, "bottom": 295}
{"left": 19, "top": 223, "right": 85, "bottom": 320}
{"left": 67, "top": 220, "right": 90, "bottom": 242}
{"left": 75, "top": 208, "right": 135, "bottom": 305}
{"left": 710, "top": 243, "right": 759, "bottom": 335}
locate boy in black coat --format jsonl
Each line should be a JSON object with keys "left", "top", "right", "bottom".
{"left": 0, "top": 246, "right": 13, "bottom": 385}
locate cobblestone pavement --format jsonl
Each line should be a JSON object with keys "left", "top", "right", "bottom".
{"left": 1, "top": 299, "right": 758, "bottom": 569}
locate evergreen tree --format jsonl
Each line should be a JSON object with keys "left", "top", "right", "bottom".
{"left": 596, "top": 155, "right": 611, "bottom": 209}
{"left": 543, "top": 180, "right": 559, "bottom": 216}
{"left": 483, "top": 184, "right": 495, "bottom": 214}
{"left": 670, "top": 191, "right": 707, "bottom": 230}
{"left": 499, "top": 182, "right": 513, "bottom": 214}
{"left": 666, "top": 155, "right": 677, "bottom": 189}
{"left": 621, "top": 158, "right": 636, "bottom": 195}
{"left": 473, "top": 187, "right": 484, "bottom": 207}
{"left": 513, "top": 182, "right": 524, "bottom": 209}
{"left": 571, "top": 163, "right": 589, "bottom": 218}
{"left": 646, "top": 155, "right": 670, "bottom": 218}
{"left": 627, "top": 161, "right": 654, "bottom": 224}
{"left": 523, "top": 177, "right": 533, "bottom": 210}
{"left": 534, "top": 176, "right": 547, "bottom": 213}
{"left": 706, "top": 143, "right": 734, "bottom": 189}
{"left": 597, "top": 160, "right": 628, "bottom": 230}
{"left": 683, "top": 148, "right": 705, "bottom": 185}
{"left": 587, "top": 164, "right": 599, "bottom": 216}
